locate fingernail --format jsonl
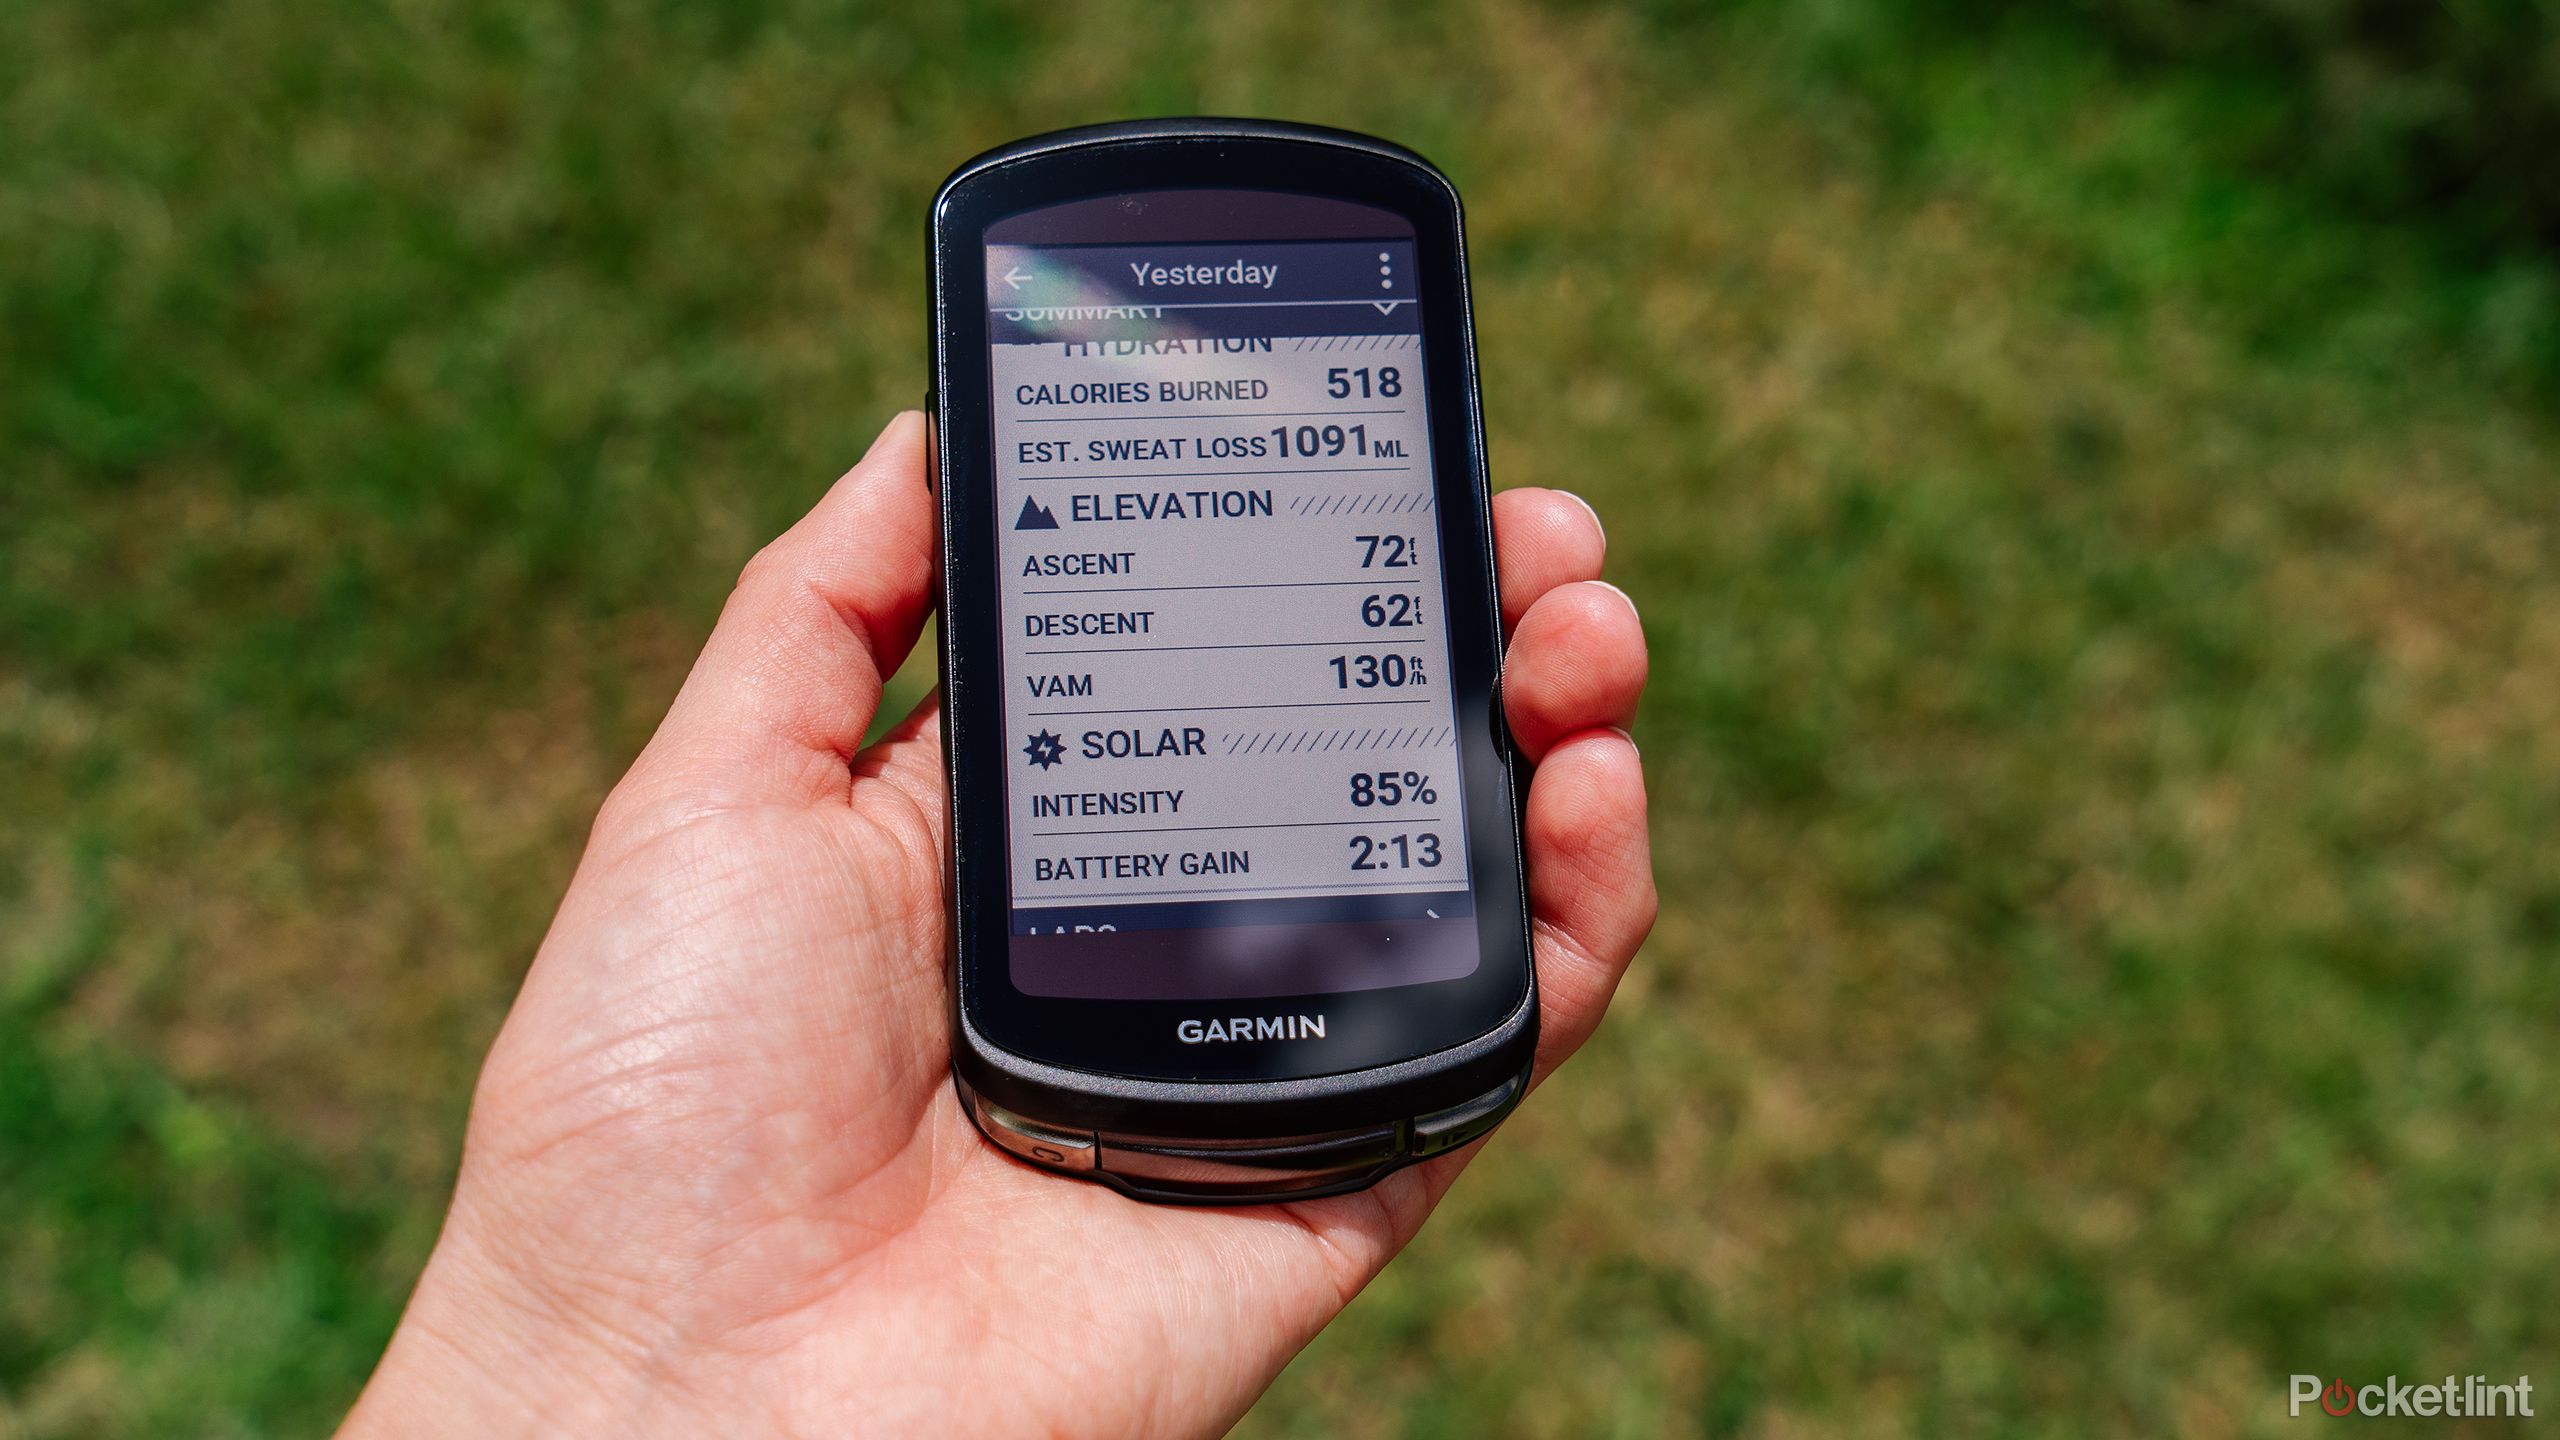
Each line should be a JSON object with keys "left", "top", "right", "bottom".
{"left": 859, "top": 410, "right": 920, "bottom": 466}
{"left": 1587, "top": 579, "right": 1640, "bottom": 620}
{"left": 1557, "top": 489, "right": 1606, "bottom": 546}
{"left": 1607, "top": 724, "right": 1639, "bottom": 756}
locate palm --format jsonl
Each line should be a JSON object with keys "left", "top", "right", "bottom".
{"left": 347, "top": 415, "right": 1651, "bottom": 1440}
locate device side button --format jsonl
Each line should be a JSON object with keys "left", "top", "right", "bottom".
{"left": 971, "top": 1096, "right": 1098, "bottom": 1172}
{"left": 1411, "top": 1073, "right": 1524, "bottom": 1157}
{"left": 922, "top": 394, "right": 940, "bottom": 493}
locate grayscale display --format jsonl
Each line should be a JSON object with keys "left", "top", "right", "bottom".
{"left": 984, "top": 220, "right": 1483, "bottom": 999}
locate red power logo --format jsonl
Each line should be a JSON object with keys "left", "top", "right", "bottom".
{"left": 2322, "top": 1378, "right": 2356, "bottom": 1416}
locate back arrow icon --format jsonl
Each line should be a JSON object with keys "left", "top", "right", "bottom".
{"left": 1002, "top": 265, "right": 1031, "bottom": 290}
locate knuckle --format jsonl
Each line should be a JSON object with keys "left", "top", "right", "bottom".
{"left": 732, "top": 536, "right": 801, "bottom": 598}
{"left": 589, "top": 768, "right": 673, "bottom": 849}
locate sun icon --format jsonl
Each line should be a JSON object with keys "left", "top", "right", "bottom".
{"left": 1022, "top": 729, "right": 1068, "bottom": 770}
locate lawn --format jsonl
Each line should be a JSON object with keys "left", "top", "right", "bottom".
{"left": 5, "top": 2, "right": 2556, "bottom": 1436}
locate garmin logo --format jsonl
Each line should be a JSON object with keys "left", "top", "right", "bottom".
{"left": 1178, "top": 1014, "right": 1326, "bottom": 1044}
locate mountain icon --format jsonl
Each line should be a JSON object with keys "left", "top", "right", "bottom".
{"left": 1014, "top": 495, "right": 1059, "bottom": 530}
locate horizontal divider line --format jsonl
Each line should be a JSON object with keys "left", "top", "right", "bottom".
{"left": 1008, "top": 409, "right": 1407, "bottom": 423}
{"left": 1020, "top": 578, "right": 1420, "bottom": 595}
{"left": 1016, "top": 878, "right": 1453, "bottom": 903}
{"left": 1026, "top": 699, "right": 1430, "bottom": 717}
{"left": 1024, "top": 639, "right": 1389, "bottom": 655}
{"left": 1029, "top": 816, "right": 1446, "bottom": 838}
{"left": 1011, "top": 466, "right": 1413, "bottom": 481}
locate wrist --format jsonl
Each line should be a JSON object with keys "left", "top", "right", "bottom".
{"left": 339, "top": 1211, "right": 697, "bottom": 1438}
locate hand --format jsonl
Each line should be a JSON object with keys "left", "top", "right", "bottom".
{"left": 341, "top": 413, "right": 1655, "bottom": 1439}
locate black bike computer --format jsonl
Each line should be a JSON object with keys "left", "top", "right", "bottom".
{"left": 929, "top": 120, "right": 1535, "bottom": 1203}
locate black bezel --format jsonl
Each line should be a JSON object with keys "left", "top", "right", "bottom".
{"left": 931, "top": 120, "right": 1534, "bottom": 1135}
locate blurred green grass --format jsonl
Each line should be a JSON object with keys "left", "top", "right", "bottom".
{"left": 5, "top": 2, "right": 2558, "bottom": 1435}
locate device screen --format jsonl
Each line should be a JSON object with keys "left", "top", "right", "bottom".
{"left": 981, "top": 189, "right": 1483, "bottom": 1004}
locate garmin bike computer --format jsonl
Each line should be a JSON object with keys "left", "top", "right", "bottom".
{"left": 929, "top": 119, "right": 1535, "bottom": 1204}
